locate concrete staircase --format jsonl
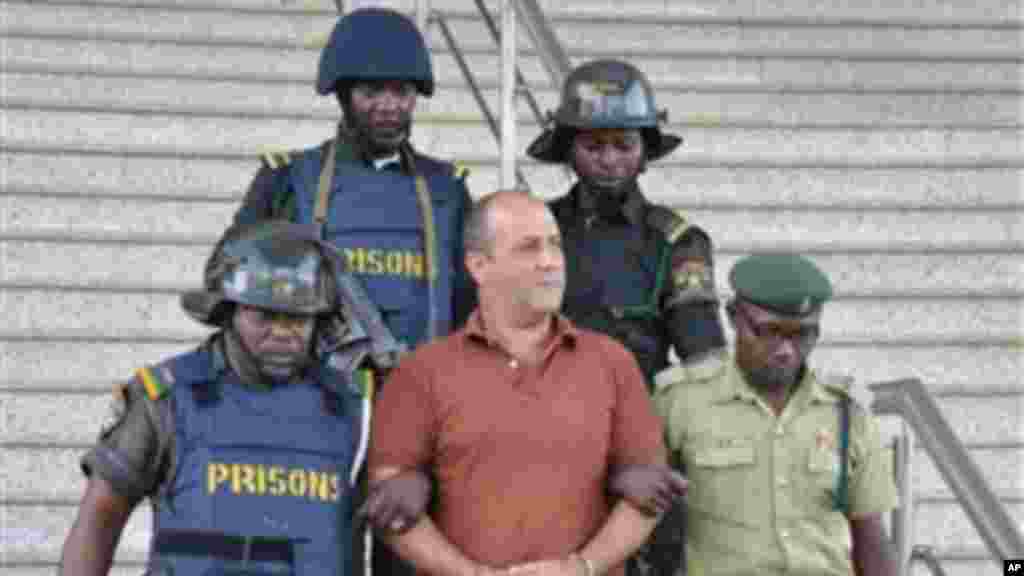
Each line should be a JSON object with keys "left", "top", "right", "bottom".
{"left": 1, "top": 0, "right": 1021, "bottom": 574}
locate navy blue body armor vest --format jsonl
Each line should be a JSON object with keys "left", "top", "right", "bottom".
{"left": 288, "top": 148, "right": 461, "bottom": 348}
{"left": 148, "top": 346, "right": 362, "bottom": 576}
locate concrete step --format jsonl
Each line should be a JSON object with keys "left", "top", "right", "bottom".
{"left": 21, "top": 0, "right": 1022, "bottom": 26}
{"left": 5, "top": 71, "right": 1021, "bottom": 129}
{"left": 4, "top": 109, "right": 1020, "bottom": 165}
{"left": 0, "top": 340, "right": 200, "bottom": 390}
{"left": 506, "top": 15, "right": 1024, "bottom": 59}
{"left": 915, "top": 563, "right": 1003, "bottom": 576}
{"left": 4, "top": 499, "right": 1018, "bottom": 565}
{"left": 4, "top": 1, "right": 1021, "bottom": 58}
{"left": 4, "top": 149, "right": 1022, "bottom": 208}
{"left": 0, "top": 289, "right": 1017, "bottom": 343}
{"left": 5, "top": 36, "right": 1022, "bottom": 91}
{"left": 931, "top": 562, "right": 1012, "bottom": 576}
{"left": 910, "top": 446, "right": 1023, "bottom": 501}
{"left": 5, "top": 239, "right": 1021, "bottom": 297}
{"left": 4, "top": 340, "right": 1021, "bottom": 394}
{"left": 4, "top": 505, "right": 151, "bottom": 564}
{"left": 915, "top": 500, "right": 1024, "bottom": 552}
{"left": 536, "top": 0, "right": 1024, "bottom": 24}
{"left": 809, "top": 346, "right": 1023, "bottom": 395}
{"left": 5, "top": 194, "right": 1021, "bottom": 251}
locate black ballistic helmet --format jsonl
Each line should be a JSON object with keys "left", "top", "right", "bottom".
{"left": 527, "top": 59, "right": 682, "bottom": 163}
{"left": 316, "top": 7, "right": 434, "bottom": 97}
{"left": 182, "top": 221, "right": 335, "bottom": 327}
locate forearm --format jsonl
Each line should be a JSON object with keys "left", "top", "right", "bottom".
{"left": 59, "top": 508, "right": 125, "bottom": 576}
{"left": 578, "top": 501, "right": 658, "bottom": 575}
{"left": 383, "top": 516, "right": 481, "bottom": 576}
{"left": 852, "top": 537, "right": 897, "bottom": 576}
{"left": 851, "top": 515, "right": 898, "bottom": 576}
{"left": 370, "top": 466, "right": 480, "bottom": 576}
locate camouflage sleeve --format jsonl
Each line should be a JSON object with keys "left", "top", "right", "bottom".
{"left": 233, "top": 159, "right": 295, "bottom": 225}
{"left": 80, "top": 381, "right": 173, "bottom": 504}
{"left": 848, "top": 407, "right": 899, "bottom": 517}
{"left": 662, "top": 225, "right": 726, "bottom": 363}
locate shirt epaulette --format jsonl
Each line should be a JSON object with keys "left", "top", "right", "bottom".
{"left": 654, "top": 351, "right": 728, "bottom": 392}
{"left": 646, "top": 205, "right": 694, "bottom": 245}
{"left": 133, "top": 364, "right": 174, "bottom": 401}
{"left": 259, "top": 147, "right": 293, "bottom": 171}
{"left": 820, "top": 372, "right": 855, "bottom": 396}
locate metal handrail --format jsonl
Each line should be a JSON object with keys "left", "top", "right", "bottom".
{"left": 472, "top": 0, "right": 549, "bottom": 133}
{"left": 890, "top": 431, "right": 915, "bottom": 575}
{"left": 432, "top": 11, "right": 528, "bottom": 190}
{"left": 512, "top": 0, "right": 572, "bottom": 87}
{"left": 467, "top": 0, "right": 576, "bottom": 185}
{"left": 870, "top": 378, "right": 1024, "bottom": 562}
{"left": 909, "top": 546, "right": 951, "bottom": 576}
{"left": 433, "top": 0, "right": 577, "bottom": 191}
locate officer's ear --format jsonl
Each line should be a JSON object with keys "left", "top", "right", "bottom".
{"left": 334, "top": 81, "right": 354, "bottom": 114}
{"left": 464, "top": 249, "right": 488, "bottom": 287}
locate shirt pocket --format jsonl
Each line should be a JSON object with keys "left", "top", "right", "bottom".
{"left": 803, "top": 443, "right": 842, "bottom": 513}
{"left": 686, "top": 438, "right": 759, "bottom": 525}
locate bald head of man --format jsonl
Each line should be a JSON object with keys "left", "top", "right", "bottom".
{"left": 463, "top": 190, "right": 566, "bottom": 323}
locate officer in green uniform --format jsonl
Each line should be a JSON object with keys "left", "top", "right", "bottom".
{"left": 652, "top": 253, "right": 898, "bottom": 576}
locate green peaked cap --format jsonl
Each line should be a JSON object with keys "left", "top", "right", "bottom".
{"left": 729, "top": 253, "right": 833, "bottom": 317}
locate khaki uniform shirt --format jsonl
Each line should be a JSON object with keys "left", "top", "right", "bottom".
{"left": 653, "top": 354, "right": 897, "bottom": 576}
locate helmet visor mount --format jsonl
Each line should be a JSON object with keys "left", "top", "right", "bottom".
{"left": 560, "top": 78, "right": 654, "bottom": 129}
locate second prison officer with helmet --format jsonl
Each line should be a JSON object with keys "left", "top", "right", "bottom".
{"left": 231, "top": 8, "right": 475, "bottom": 575}
{"left": 234, "top": 7, "right": 476, "bottom": 349}
{"left": 525, "top": 59, "right": 727, "bottom": 575}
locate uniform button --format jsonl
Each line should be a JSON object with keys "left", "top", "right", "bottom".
{"left": 780, "top": 530, "right": 790, "bottom": 539}
{"left": 776, "top": 476, "right": 788, "bottom": 487}
{"left": 775, "top": 426, "right": 785, "bottom": 437}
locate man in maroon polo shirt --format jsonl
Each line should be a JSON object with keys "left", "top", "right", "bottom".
{"left": 368, "top": 190, "right": 668, "bottom": 576}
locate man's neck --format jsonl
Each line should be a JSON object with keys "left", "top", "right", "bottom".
{"left": 760, "top": 386, "right": 790, "bottom": 417}
{"left": 340, "top": 124, "right": 405, "bottom": 162}
{"left": 751, "top": 372, "right": 803, "bottom": 417}
{"left": 222, "top": 331, "right": 272, "bottom": 391}
{"left": 479, "top": 302, "right": 555, "bottom": 365}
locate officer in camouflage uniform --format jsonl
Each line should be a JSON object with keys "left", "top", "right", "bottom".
{"left": 527, "top": 59, "right": 725, "bottom": 384}
{"left": 526, "top": 59, "right": 724, "bottom": 575}
{"left": 653, "top": 253, "right": 898, "bottom": 576}
{"left": 60, "top": 221, "right": 429, "bottom": 576}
